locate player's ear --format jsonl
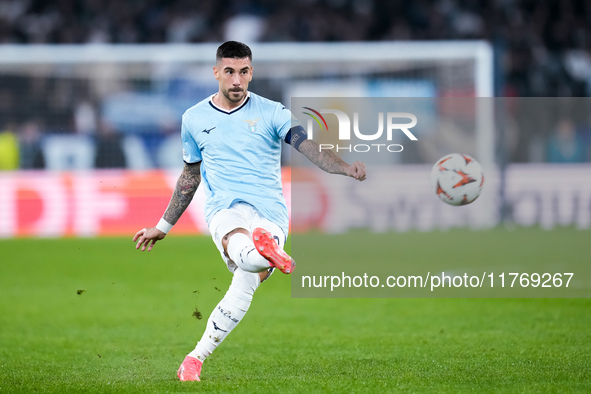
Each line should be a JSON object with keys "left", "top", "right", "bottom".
{"left": 213, "top": 65, "right": 220, "bottom": 81}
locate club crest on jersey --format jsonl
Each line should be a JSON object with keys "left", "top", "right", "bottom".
{"left": 242, "top": 118, "right": 261, "bottom": 133}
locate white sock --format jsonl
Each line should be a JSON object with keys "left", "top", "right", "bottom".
{"left": 189, "top": 268, "right": 260, "bottom": 362}
{"left": 226, "top": 233, "right": 270, "bottom": 273}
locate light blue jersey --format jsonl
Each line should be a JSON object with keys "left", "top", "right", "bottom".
{"left": 181, "top": 92, "right": 291, "bottom": 236}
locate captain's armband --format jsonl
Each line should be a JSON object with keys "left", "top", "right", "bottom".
{"left": 284, "top": 125, "right": 308, "bottom": 151}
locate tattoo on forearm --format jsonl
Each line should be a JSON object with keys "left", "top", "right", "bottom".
{"left": 297, "top": 140, "right": 347, "bottom": 175}
{"left": 163, "top": 162, "right": 201, "bottom": 224}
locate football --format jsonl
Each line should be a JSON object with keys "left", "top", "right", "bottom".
{"left": 431, "top": 153, "right": 484, "bottom": 206}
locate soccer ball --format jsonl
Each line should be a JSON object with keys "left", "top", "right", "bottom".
{"left": 431, "top": 153, "right": 484, "bottom": 206}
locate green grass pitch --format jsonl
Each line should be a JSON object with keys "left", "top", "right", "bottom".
{"left": 0, "top": 228, "right": 590, "bottom": 392}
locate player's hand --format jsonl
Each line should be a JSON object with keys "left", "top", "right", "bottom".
{"left": 346, "top": 161, "right": 366, "bottom": 181}
{"left": 133, "top": 227, "right": 166, "bottom": 252}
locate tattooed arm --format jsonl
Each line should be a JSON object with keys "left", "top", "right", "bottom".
{"left": 162, "top": 161, "right": 202, "bottom": 225}
{"left": 297, "top": 139, "right": 366, "bottom": 181}
{"left": 133, "top": 161, "right": 202, "bottom": 251}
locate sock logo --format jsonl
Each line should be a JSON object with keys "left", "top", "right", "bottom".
{"left": 217, "top": 306, "right": 240, "bottom": 323}
{"left": 212, "top": 321, "right": 228, "bottom": 332}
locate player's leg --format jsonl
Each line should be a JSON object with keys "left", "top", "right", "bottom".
{"left": 225, "top": 227, "right": 294, "bottom": 274}
{"left": 252, "top": 227, "right": 295, "bottom": 274}
{"left": 178, "top": 267, "right": 267, "bottom": 381}
{"left": 248, "top": 206, "right": 295, "bottom": 274}
{"left": 224, "top": 227, "right": 274, "bottom": 272}
{"left": 207, "top": 204, "right": 272, "bottom": 273}
{"left": 178, "top": 204, "right": 270, "bottom": 381}
{"left": 217, "top": 203, "right": 294, "bottom": 274}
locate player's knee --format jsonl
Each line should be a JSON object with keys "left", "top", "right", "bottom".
{"left": 258, "top": 269, "right": 271, "bottom": 283}
{"left": 222, "top": 227, "right": 250, "bottom": 253}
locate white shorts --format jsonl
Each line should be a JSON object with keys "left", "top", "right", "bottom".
{"left": 208, "top": 202, "right": 287, "bottom": 273}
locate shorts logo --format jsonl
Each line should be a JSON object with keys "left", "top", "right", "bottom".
{"left": 242, "top": 118, "right": 261, "bottom": 133}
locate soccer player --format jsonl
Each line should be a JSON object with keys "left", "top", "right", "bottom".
{"left": 133, "top": 41, "right": 366, "bottom": 382}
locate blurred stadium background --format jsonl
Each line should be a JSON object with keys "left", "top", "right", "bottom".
{"left": 0, "top": 0, "right": 590, "bottom": 237}
{"left": 1, "top": 4, "right": 590, "bottom": 392}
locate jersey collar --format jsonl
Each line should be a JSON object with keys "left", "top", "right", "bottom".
{"left": 209, "top": 91, "right": 250, "bottom": 114}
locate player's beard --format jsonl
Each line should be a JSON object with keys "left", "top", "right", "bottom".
{"left": 222, "top": 87, "right": 246, "bottom": 103}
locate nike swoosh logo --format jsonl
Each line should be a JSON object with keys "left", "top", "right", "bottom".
{"left": 202, "top": 127, "right": 216, "bottom": 134}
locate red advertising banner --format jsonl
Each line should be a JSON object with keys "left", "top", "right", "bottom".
{"left": 0, "top": 170, "right": 264, "bottom": 237}
{"left": 2, "top": 165, "right": 590, "bottom": 238}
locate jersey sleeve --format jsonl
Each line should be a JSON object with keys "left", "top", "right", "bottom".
{"left": 181, "top": 119, "right": 202, "bottom": 163}
{"left": 278, "top": 106, "right": 308, "bottom": 150}
{"left": 273, "top": 104, "right": 293, "bottom": 141}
